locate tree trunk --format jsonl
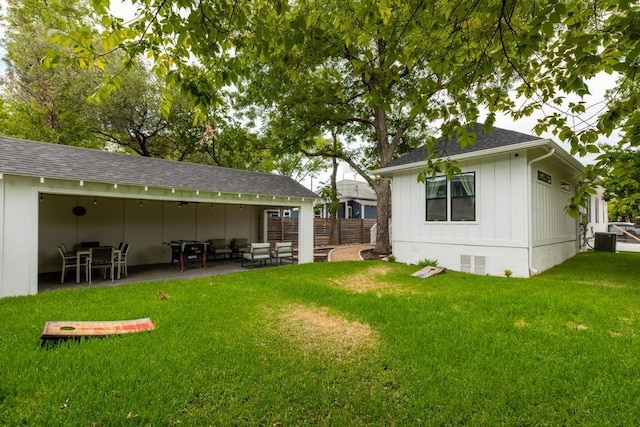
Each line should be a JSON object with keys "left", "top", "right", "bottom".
{"left": 372, "top": 104, "right": 394, "bottom": 254}
{"left": 328, "top": 155, "right": 340, "bottom": 245}
{"left": 373, "top": 178, "right": 392, "bottom": 253}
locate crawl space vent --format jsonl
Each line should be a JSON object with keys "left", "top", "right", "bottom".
{"left": 460, "top": 255, "right": 472, "bottom": 273}
{"left": 460, "top": 255, "right": 486, "bottom": 275}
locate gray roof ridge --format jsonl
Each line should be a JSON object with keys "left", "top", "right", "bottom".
{"left": 381, "top": 123, "right": 546, "bottom": 169}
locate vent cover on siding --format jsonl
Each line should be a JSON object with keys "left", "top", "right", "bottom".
{"left": 460, "top": 255, "right": 472, "bottom": 273}
{"left": 460, "top": 255, "right": 486, "bottom": 275}
{"left": 474, "top": 256, "right": 486, "bottom": 275}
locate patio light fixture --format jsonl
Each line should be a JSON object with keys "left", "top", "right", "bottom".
{"left": 40, "top": 194, "right": 43, "bottom": 202}
{"left": 93, "top": 197, "right": 97, "bottom": 205}
{"left": 139, "top": 199, "right": 143, "bottom": 207}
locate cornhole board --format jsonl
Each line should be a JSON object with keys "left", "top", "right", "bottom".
{"left": 411, "top": 266, "right": 446, "bottom": 279}
{"left": 41, "top": 318, "right": 155, "bottom": 341}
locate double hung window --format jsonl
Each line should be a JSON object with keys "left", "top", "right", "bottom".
{"left": 426, "top": 172, "right": 476, "bottom": 221}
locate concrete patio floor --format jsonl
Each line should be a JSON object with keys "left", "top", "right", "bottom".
{"left": 38, "top": 259, "right": 260, "bottom": 293}
{"left": 38, "top": 244, "right": 372, "bottom": 294}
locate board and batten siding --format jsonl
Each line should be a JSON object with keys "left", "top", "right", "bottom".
{"left": 390, "top": 153, "right": 531, "bottom": 277}
{"left": 530, "top": 155, "right": 580, "bottom": 273}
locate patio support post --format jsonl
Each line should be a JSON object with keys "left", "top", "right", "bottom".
{"left": 297, "top": 202, "right": 314, "bottom": 264}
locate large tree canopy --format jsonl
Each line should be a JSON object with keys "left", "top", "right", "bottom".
{"left": 1, "top": 0, "right": 293, "bottom": 173}
{"left": 0, "top": 0, "right": 102, "bottom": 146}
{"left": 46, "top": 0, "right": 640, "bottom": 251}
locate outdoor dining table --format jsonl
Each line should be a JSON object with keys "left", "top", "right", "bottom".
{"left": 74, "top": 247, "right": 122, "bottom": 283}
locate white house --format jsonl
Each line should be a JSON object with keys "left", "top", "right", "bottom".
{"left": 0, "top": 136, "right": 318, "bottom": 298}
{"left": 372, "top": 123, "right": 607, "bottom": 278}
{"left": 320, "top": 179, "right": 377, "bottom": 219}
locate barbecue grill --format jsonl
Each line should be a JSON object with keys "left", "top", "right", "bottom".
{"left": 169, "top": 241, "right": 207, "bottom": 272}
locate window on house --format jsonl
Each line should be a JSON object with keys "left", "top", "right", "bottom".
{"left": 451, "top": 173, "right": 476, "bottom": 221}
{"left": 426, "top": 173, "right": 476, "bottom": 222}
{"left": 426, "top": 176, "right": 448, "bottom": 221}
{"left": 537, "top": 170, "right": 552, "bottom": 185}
{"left": 560, "top": 181, "right": 571, "bottom": 192}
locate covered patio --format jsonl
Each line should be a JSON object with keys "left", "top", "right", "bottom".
{"left": 38, "top": 258, "right": 252, "bottom": 293}
{"left": 0, "top": 136, "right": 318, "bottom": 298}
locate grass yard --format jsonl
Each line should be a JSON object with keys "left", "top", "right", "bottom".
{"left": 1, "top": 252, "right": 640, "bottom": 425}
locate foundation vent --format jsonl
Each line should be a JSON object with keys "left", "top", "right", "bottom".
{"left": 460, "top": 255, "right": 472, "bottom": 273}
{"left": 460, "top": 255, "right": 487, "bottom": 275}
{"left": 474, "top": 256, "right": 486, "bottom": 275}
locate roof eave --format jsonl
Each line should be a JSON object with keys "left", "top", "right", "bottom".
{"left": 371, "top": 138, "right": 584, "bottom": 176}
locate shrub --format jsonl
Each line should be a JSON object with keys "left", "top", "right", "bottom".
{"left": 418, "top": 258, "right": 439, "bottom": 267}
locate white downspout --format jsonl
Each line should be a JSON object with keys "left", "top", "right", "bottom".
{"left": 527, "top": 147, "right": 555, "bottom": 276}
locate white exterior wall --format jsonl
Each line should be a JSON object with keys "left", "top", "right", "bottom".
{"left": 389, "top": 148, "right": 583, "bottom": 278}
{"left": 390, "top": 153, "right": 532, "bottom": 277}
{"left": 588, "top": 186, "right": 608, "bottom": 233}
{"left": 529, "top": 155, "right": 580, "bottom": 273}
{"left": 1, "top": 176, "right": 39, "bottom": 297}
{"left": 1, "top": 174, "right": 316, "bottom": 298}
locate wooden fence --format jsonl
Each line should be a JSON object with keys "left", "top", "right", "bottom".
{"left": 267, "top": 217, "right": 376, "bottom": 246}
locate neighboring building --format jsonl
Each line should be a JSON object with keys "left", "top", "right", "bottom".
{"left": 320, "top": 179, "right": 377, "bottom": 219}
{"left": 0, "top": 136, "right": 318, "bottom": 298}
{"left": 372, "top": 123, "right": 606, "bottom": 278}
{"left": 265, "top": 208, "right": 300, "bottom": 218}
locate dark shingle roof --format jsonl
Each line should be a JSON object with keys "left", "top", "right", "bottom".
{"left": 382, "top": 123, "right": 545, "bottom": 169}
{"left": 0, "top": 135, "right": 318, "bottom": 198}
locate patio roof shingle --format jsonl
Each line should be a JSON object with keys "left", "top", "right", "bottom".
{"left": 0, "top": 135, "right": 319, "bottom": 198}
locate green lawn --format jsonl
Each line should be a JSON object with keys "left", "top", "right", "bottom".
{"left": 2, "top": 252, "right": 640, "bottom": 425}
